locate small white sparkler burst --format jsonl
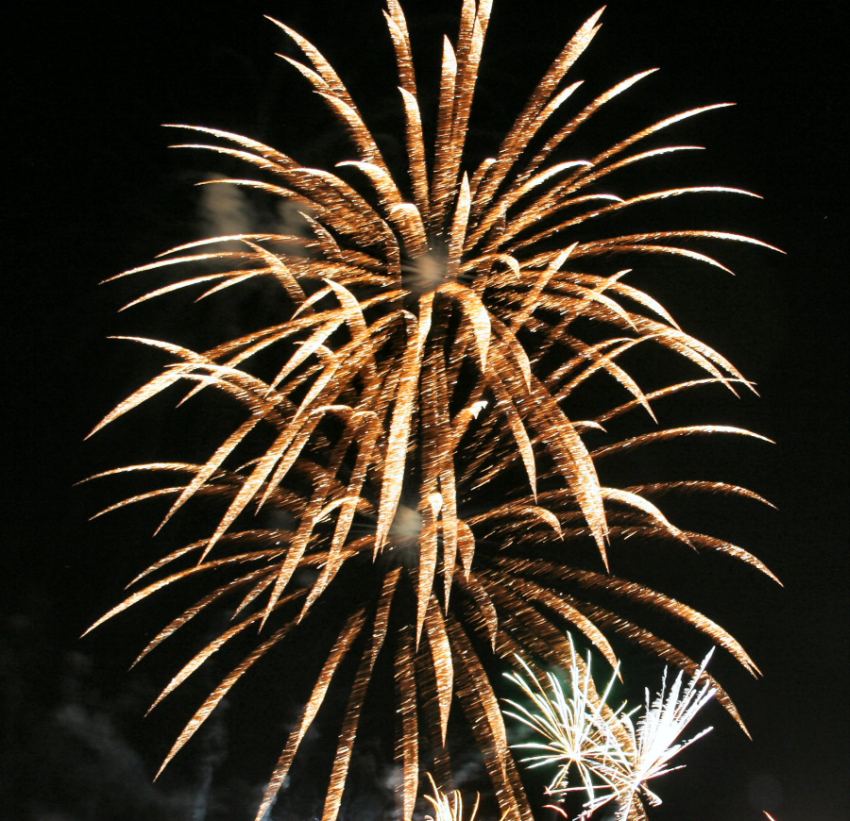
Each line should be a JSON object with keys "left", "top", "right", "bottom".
{"left": 504, "top": 642, "right": 717, "bottom": 819}
{"left": 616, "top": 649, "right": 716, "bottom": 818}
{"left": 423, "top": 773, "right": 481, "bottom": 821}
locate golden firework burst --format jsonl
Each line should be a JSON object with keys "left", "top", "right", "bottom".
{"left": 424, "top": 773, "right": 482, "bottom": 821}
{"left": 85, "top": 1, "right": 778, "bottom": 818}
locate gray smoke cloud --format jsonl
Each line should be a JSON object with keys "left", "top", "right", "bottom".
{"left": 199, "top": 181, "right": 256, "bottom": 239}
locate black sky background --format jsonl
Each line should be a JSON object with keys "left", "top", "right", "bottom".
{"left": 5, "top": 1, "right": 848, "bottom": 819}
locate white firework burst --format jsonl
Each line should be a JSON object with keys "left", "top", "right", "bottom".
{"left": 505, "top": 643, "right": 717, "bottom": 819}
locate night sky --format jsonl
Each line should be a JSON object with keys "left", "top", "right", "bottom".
{"left": 6, "top": 1, "right": 848, "bottom": 819}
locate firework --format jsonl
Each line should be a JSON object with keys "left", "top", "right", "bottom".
{"left": 615, "top": 650, "right": 716, "bottom": 819}
{"left": 85, "top": 1, "right": 776, "bottom": 817}
{"left": 424, "top": 773, "right": 481, "bottom": 821}
{"left": 504, "top": 646, "right": 632, "bottom": 815}
{"left": 505, "top": 646, "right": 716, "bottom": 819}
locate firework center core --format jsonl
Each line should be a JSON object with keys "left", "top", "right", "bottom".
{"left": 403, "top": 246, "right": 450, "bottom": 296}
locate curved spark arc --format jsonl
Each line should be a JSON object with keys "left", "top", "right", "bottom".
{"left": 85, "top": 2, "right": 778, "bottom": 818}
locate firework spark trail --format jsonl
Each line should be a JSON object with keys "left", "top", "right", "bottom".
{"left": 84, "top": 1, "right": 777, "bottom": 817}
